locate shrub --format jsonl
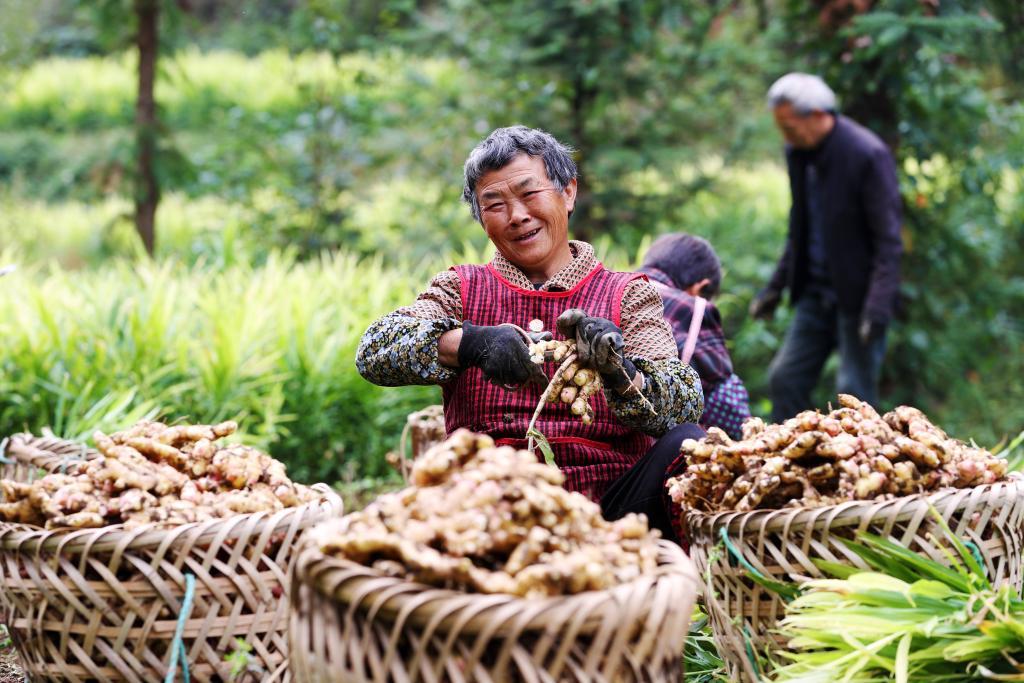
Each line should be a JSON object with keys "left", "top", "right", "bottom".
{"left": 0, "top": 249, "right": 441, "bottom": 483}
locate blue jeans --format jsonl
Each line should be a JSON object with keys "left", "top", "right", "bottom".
{"left": 768, "top": 293, "right": 887, "bottom": 423}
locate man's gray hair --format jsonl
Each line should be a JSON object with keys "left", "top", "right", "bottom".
{"left": 462, "top": 125, "right": 577, "bottom": 222}
{"left": 766, "top": 72, "right": 837, "bottom": 115}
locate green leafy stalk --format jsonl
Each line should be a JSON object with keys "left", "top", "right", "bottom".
{"left": 526, "top": 427, "right": 556, "bottom": 467}
{"left": 768, "top": 508, "right": 1024, "bottom": 681}
{"left": 684, "top": 606, "right": 728, "bottom": 682}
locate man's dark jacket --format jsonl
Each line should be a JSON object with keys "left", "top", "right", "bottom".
{"left": 767, "top": 115, "right": 903, "bottom": 324}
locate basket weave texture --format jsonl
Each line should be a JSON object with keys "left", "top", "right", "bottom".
{"left": 685, "top": 479, "right": 1024, "bottom": 682}
{"left": 0, "top": 432, "right": 100, "bottom": 482}
{"left": 289, "top": 539, "right": 698, "bottom": 682}
{"left": 0, "top": 433, "right": 343, "bottom": 682}
{"left": 394, "top": 405, "right": 446, "bottom": 482}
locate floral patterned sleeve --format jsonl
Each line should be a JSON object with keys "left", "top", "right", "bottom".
{"left": 355, "top": 312, "right": 461, "bottom": 386}
{"left": 606, "top": 278, "right": 703, "bottom": 436}
{"left": 355, "top": 270, "right": 464, "bottom": 387}
{"left": 605, "top": 357, "right": 704, "bottom": 437}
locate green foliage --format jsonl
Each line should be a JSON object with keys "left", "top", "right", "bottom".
{"left": 996, "top": 430, "right": 1024, "bottom": 472}
{"left": 424, "top": 0, "right": 781, "bottom": 236}
{"left": 0, "top": 49, "right": 505, "bottom": 258}
{"left": 769, "top": 516, "right": 1024, "bottom": 681}
{"left": 0, "top": 183, "right": 484, "bottom": 270}
{"left": 0, "top": 249, "right": 440, "bottom": 482}
{"left": 683, "top": 606, "right": 728, "bottom": 682}
{"left": 780, "top": 0, "right": 1001, "bottom": 154}
{"left": 224, "top": 637, "right": 265, "bottom": 681}
{"left": 287, "top": 0, "right": 419, "bottom": 55}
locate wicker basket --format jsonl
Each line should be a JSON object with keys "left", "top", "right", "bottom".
{"left": 0, "top": 434, "right": 344, "bottom": 682}
{"left": 392, "top": 405, "right": 447, "bottom": 482}
{"left": 685, "top": 479, "right": 1024, "bottom": 682}
{"left": 0, "top": 432, "right": 100, "bottom": 482}
{"left": 288, "top": 539, "right": 698, "bottom": 682}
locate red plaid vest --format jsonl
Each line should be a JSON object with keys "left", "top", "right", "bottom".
{"left": 443, "top": 262, "right": 654, "bottom": 501}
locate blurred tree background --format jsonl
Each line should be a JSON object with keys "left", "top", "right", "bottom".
{"left": 0, "top": 0, "right": 1020, "bottom": 484}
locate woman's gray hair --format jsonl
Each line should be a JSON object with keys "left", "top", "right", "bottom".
{"left": 462, "top": 126, "right": 577, "bottom": 222}
{"left": 766, "top": 72, "right": 837, "bottom": 115}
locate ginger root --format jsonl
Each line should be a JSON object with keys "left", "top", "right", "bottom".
{"left": 667, "top": 394, "right": 1009, "bottom": 512}
{"left": 312, "top": 429, "right": 660, "bottom": 598}
{"left": 0, "top": 419, "right": 318, "bottom": 529}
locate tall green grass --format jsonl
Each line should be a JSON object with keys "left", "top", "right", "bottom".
{"left": 0, "top": 249, "right": 441, "bottom": 483}
{"left": 0, "top": 193, "right": 258, "bottom": 268}
{"left": 0, "top": 185, "right": 484, "bottom": 270}
{"left": 0, "top": 49, "right": 480, "bottom": 131}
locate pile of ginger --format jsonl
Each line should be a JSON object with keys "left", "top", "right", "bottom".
{"left": 0, "top": 420, "right": 319, "bottom": 529}
{"left": 527, "top": 338, "right": 603, "bottom": 426}
{"left": 312, "top": 429, "right": 660, "bottom": 598}
{"left": 668, "top": 394, "right": 1010, "bottom": 513}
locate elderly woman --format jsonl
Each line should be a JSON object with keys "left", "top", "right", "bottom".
{"left": 356, "top": 126, "right": 703, "bottom": 539}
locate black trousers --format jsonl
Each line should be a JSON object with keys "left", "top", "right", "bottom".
{"left": 601, "top": 423, "right": 706, "bottom": 542}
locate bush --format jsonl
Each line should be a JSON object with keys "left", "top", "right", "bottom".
{"left": 0, "top": 249, "right": 441, "bottom": 483}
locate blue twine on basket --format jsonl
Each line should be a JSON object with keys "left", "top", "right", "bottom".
{"left": 0, "top": 437, "right": 15, "bottom": 465}
{"left": 165, "top": 573, "right": 196, "bottom": 683}
{"left": 963, "top": 540, "right": 986, "bottom": 573}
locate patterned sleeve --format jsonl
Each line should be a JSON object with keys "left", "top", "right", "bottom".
{"left": 619, "top": 279, "right": 678, "bottom": 360}
{"left": 605, "top": 357, "right": 704, "bottom": 437}
{"left": 355, "top": 312, "right": 461, "bottom": 386}
{"left": 397, "top": 270, "right": 464, "bottom": 320}
{"left": 356, "top": 270, "right": 465, "bottom": 386}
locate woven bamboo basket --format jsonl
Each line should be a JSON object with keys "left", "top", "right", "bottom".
{"left": 0, "top": 434, "right": 344, "bottom": 682}
{"left": 0, "top": 432, "right": 100, "bottom": 482}
{"left": 685, "top": 479, "right": 1024, "bottom": 682}
{"left": 288, "top": 539, "right": 698, "bottom": 682}
{"left": 391, "top": 405, "right": 446, "bottom": 482}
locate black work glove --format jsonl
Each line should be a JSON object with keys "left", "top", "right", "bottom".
{"left": 858, "top": 317, "right": 886, "bottom": 345}
{"left": 748, "top": 287, "right": 782, "bottom": 321}
{"left": 457, "top": 322, "right": 545, "bottom": 389}
{"left": 556, "top": 309, "right": 638, "bottom": 392}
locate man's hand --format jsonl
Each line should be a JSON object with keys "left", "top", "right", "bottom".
{"left": 556, "top": 309, "right": 638, "bottom": 391}
{"left": 457, "top": 322, "right": 544, "bottom": 388}
{"left": 748, "top": 287, "right": 782, "bottom": 321}
{"left": 858, "top": 317, "right": 885, "bottom": 345}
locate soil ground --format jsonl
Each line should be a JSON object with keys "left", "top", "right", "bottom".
{"left": 0, "top": 640, "right": 22, "bottom": 683}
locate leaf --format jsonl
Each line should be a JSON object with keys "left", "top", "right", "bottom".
{"left": 909, "top": 579, "right": 955, "bottom": 601}
{"left": 925, "top": 507, "right": 990, "bottom": 589}
{"left": 813, "top": 559, "right": 861, "bottom": 579}
{"left": 895, "top": 632, "right": 910, "bottom": 683}
{"left": 876, "top": 23, "right": 909, "bottom": 48}
{"left": 527, "top": 427, "right": 556, "bottom": 467}
{"left": 842, "top": 533, "right": 972, "bottom": 593}
{"left": 719, "top": 527, "right": 801, "bottom": 601}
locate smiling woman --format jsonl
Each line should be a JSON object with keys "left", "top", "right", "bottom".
{"left": 476, "top": 154, "right": 577, "bottom": 284}
{"left": 355, "top": 125, "right": 705, "bottom": 542}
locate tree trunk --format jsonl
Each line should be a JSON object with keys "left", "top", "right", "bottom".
{"left": 135, "top": 0, "right": 159, "bottom": 257}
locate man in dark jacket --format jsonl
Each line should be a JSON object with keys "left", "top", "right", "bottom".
{"left": 749, "top": 73, "right": 902, "bottom": 422}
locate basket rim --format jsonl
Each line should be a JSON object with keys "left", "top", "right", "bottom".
{"left": 295, "top": 539, "right": 696, "bottom": 636}
{"left": 3, "top": 432, "right": 101, "bottom": 468}
{"left": 0, "top": 483, "right": 343, "bottom": 554}
{"left": 685, "top": 478, "right": 1024, "bottom": 536}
